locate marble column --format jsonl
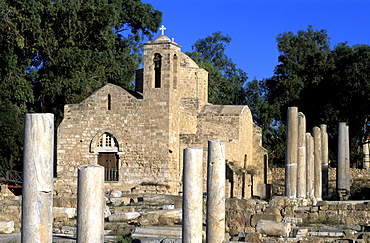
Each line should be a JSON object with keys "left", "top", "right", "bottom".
{"left": 183, "top": 147, "right": 203, "bottom": 243}
{"left": 363, "top": 140, "right": 370, "bottom": 169}
{"left": 297, "top": 112, "right": 306, "bottom": 198}
{"left": 77, "top": 165, "right": 105, "bottom": 242}
{"left": 320, "top": 124, "right": 329, "bottom": 200}
{"left": 285, "top": 107, "right": 298, "bottom": 198}
{"left": 22, "top": 113, "right": 54, "bottom": 243}
{"left": 207, "top": 140, "right": 226, "bottom": 243}
{"left": 337, "top": 122, "right": 349, "bottom": 197}
{"left": 313, "top": 126, "right": 322, "bottom": 201}
{"left": 306, "top": 133, "right": 315, "bottom": 199}
{"left": 345, "top": 125, "right": 351, "bottom": 194}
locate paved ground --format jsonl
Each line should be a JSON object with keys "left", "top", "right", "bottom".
{"left": 0, "top": 233, "right": 117, "bottom": 242}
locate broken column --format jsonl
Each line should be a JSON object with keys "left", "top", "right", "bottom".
{"left": 22, "top": 113, "right": 54, "bottom": 243}
{"left": 183, "top": 147, "right": 203, "bottom": 243}
{"left": 297, "top": 112, "right": 306, "bottom": 198}
{"left": 77, "top": 165, "right": 105, "bottom": 242}
{"left": 306, "top": 133, "right": 315, "bottom": 199}
{"left": 320, "top": 124, "right": 329, "bottom": 199}
{"left": 207, "top": 139, "right": 226, "bottom": 242}
{"left": 285, "top": 107, "right": 298, "bottom": 198}
{"left": 337, "top": 122, "right": 350, "bottom": 198}
{"left": 313, "top": 126, "right": 322, "bottom": 201}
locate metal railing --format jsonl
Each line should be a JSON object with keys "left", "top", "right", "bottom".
{"left": 0, "top": 169, "right": 23, "bottom": 184}
{"left": 105, "top": 168, "right": 118, "bottom": 182}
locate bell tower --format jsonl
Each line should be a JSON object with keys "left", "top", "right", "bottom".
{"left": 139, "top": 29, "right": 181, "bottom": 102}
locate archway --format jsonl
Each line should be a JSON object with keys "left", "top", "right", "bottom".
{"left": 95, "top": 133, "right": 119, "bottom": 181}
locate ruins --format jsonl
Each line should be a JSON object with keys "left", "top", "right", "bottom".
{"left": 55, "top": 32, "right": 268, "bottom": 199}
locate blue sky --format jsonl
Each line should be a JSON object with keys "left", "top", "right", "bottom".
{"left": 144, "top": 0, "right": 370, "bottom": 81}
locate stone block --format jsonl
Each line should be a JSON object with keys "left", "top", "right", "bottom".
{"left": 0, "top": 221, "right": 14, "bottom": 234}
{"left": 292, "top": 228, "right": 308, "bottom": 237}
{"left": 251, "top": 214, "right": 282, "bottom": 227}
{"left": 53, "top": 207, "right": 76, "bottom": 218}
{"left": 226, "top": 209, "right": 253, "bottom": 228}
{"left": 245, "top": 232, "right": 262, "bottom": 243}
{"left": 131, "top": 226, "right": 182, "bottom": 239}
{"left": 264, "top": 206, "right": 281, "bottom": 215}
{"left": 256, "top": 219, "right": 291, "bottom": 237}
{"left": 225, "top": 198, "right": 256, "bottom": 210}
{"left": 61, "top": 226, "right": 76, "bottom": 235}
{"left": 109, "top": 212, "right": 140, "bottom": 222}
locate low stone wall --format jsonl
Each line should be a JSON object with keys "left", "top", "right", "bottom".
{"left": 269, "top": 167, "right": 370, "bottom": 199}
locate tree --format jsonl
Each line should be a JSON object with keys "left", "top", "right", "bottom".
{"left": 0, "top": 0, "right": 162, "bottom": 169}
{"left": 263, "top": 26, "right": 370, "bottom": 166}
{"left": 186, "top": 31, "right": 248, "bottom": 105}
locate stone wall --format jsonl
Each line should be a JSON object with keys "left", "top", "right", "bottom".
{"left": 270, "top": 167, "right": 370, "bottom": 199}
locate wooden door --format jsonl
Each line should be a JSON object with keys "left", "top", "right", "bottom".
{"left": 98, "top": 153, "right": 118, "bottom": 181}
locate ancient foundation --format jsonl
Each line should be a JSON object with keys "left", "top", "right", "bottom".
{"left": 182, "top": 147, "right": 203, "bottom": 243}
{"left": 22, "top": 113, "right": 54, "bottom": 243}
{"left": 207, "top": 140, "right": 226, "bottom": 243}
{"left": 77, "top": 165, "right": 105, "bottom": 242}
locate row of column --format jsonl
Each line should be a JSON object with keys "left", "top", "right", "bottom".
{"left": 183, "top": 140, "right": 226, "bottom": 243}
{"left": 22, "top": 113, "right": 227, "bottom": 242}
{"left": 285, "top": 107, "right": 329, "bottom": 200}
{"left": 22, "top": 114, "right": 105, "bottom": 242}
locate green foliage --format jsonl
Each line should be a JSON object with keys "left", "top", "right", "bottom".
{"left": 116, "top": 235, "right": 133, "bottom": 243}
{"left": 187, "top": 31, "right": 248, "bottom": 105}
{"left": 262, "top": 26, "right": 370, "bottom": 166}
{"left": 0, "top": 101, "right": 24, "bottom": 170}
{"left": 0, "top": 0, "right": 162, "bottom": 169}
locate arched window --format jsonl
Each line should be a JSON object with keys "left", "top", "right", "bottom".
{"left": 153, "top": 53, "right": 162, "bottom": 88}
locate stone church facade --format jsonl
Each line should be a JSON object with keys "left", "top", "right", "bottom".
{"left": 55, "top": 34, "right": 269, "bottom": 198}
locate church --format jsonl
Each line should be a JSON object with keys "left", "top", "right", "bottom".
{"left": 54, "top": 31, "right": 269, "bottom": 199}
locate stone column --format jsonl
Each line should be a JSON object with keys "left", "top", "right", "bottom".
{"left": 285, "top": 107, "right": 298, "bottom": 198}
{"left": 297, "top": 112, "right": 306, "bottom": 198}
{"left": 345, "top": 125, "right": 351, "bottom": 194}
{"left": 313, "top": 126, "right": 322, "bottom": 201}
{"left": 77, "top": 165, "right": 105, "bottom": 242}
{"left": 22, "top": 113, "right": 54, "bottom": 243}
{"left": 337, "top": 122, "right": 348, "bottom": 197}
{"left": 183, "top": 147, "right": 203, "bottom": 243}
{"left": 207, "top": 140, "right": 226, "bottom": 243}
{"left": 320, "top": 124, "right": 329, "bottom": 200}
{"left": 363, "top": 139, "right": 370, "bottom": 169}
{"left": 306, "top": 133, "right": 315, "bottom": 199}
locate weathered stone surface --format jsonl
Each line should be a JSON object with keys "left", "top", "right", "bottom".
{"left": 53, "top": 207, "right": 76, "bottom": 219}
{"left": 131, "top": 226, "right": 182, "bottom": 239}
{"left": 251, "top": 214, "right": 283, "bottom": 227}
{"left": 0, "top": 221, "right": 14, "bottom": 234}
{"left": 226, "top": 198, "right": 257, "bottom": 210}
{"left": 226, "top": 209, "right": 253, "bottom": 228}
{"left": 61, "top": 226, "right": 77, "bottom": 235}
{"left": 244, "top": 232, "right": 262, "bottom": 243}
{"left": 108, "top": 212, "right": 141, "bottom": 222}
{"left": 292, "top": 228, "right": 308, "bottom": 237}
{"left": 256, "top": 219, "right": 291, "bottom": 237}
{"left": 132, "top": 238, "right": 181, "bottom": 243}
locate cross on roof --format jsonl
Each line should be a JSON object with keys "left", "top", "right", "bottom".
{"left": 159, "top": 25, "right": 166, "bottom": 35}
